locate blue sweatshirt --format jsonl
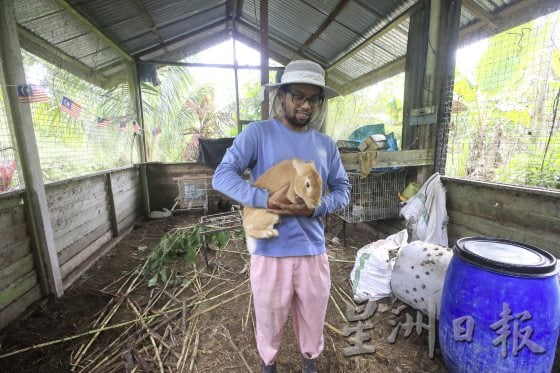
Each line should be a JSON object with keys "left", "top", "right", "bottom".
{"left": 212, "top": 119, "right": 351, "bottom": 257}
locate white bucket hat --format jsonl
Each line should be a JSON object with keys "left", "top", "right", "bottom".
{"left": 266, "top": 60, "right": 340, "bottom": 99}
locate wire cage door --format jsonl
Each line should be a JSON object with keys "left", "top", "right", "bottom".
{"left": 335, "top": 170, "right": 406, "bottom": 224}
{"left": 171, "top": 174, "right": 211, "bottom": 214}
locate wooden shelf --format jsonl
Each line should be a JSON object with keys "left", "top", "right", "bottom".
{"left": 340, "top": 149, "right": 435, "bottom": 170}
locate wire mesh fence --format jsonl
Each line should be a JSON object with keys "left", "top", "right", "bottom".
{"left": 0, "top": 51, "right": 141, "bottom": 192}
{"left": 438, "top": 10, "right": 560, "bottom": 190}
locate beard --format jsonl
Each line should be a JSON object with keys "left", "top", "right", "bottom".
{"left": 282, "top": 102, "right": 312, "bottom": 128}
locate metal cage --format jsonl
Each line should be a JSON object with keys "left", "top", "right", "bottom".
{"left": 171, "top": 174, "right": 210, "bottom": 213}
{"left": 336, "top": 170, "right": 406, "bottom": 223}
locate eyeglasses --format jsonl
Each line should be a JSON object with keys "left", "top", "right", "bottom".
{"left": 287, "top": 91, "right": 324, "bottom": 107}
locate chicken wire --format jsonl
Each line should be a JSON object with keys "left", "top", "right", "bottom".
{"left": 335, "top": 170, "right": 406, "bottom": 224}
{"left": 437, "top": 10, "right": 560, "bottom": 190}
{"left": 0, "top": 50, "right": 141, "bottom": 192}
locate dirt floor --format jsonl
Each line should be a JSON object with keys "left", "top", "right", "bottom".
{"left": 0, "top": 213, "right": 557, "bottom": 372}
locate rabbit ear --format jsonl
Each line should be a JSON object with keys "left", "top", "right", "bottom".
{"left": 291, "top": 158, "right": 306, "bottom": 175}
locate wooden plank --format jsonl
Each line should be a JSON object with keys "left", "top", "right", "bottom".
{"left": 52, "top": 202, "right": 110, "bottom": 240}
{"left": 0, "top": 271, "right": 38, "bottom": 310}
{"left": 0, "top": 204, "right": 25, "bottom": 228}
{"left": 57, "top": 221, "right": 112, "bottom": 265}
{"left": 49, "top": 190, "right": 109, "bottom": 223}
{"left": 448, "top": 210, "right": 560, "bottom": 257}
{"left": 110, "top": 173, "right": 140, "bottom": 194}
{"left": 116, "top": 203, "right": 143, "bottom": 226}
{"left": 0, "top": 222, "right": 30, "bottom": 251}
{"left": 54, "top": 212, "right": 111, "bottom": 252}
{"left": 341, "top": 149, "right": 435, "bottom": 170}
{"left": 0, "top": 238, "right": 32, "bottom": 271}
{"left": 0, "top": 285, "right": 41, "bottom": 330}
{"left": 0, "top": 255, "right": 34, "bottom": 289}
{"left": 446, "top": 184, "right": 560, "bottom": 232}
{"left": 62, "top": 225, "right": 134, "bottom": 290}
{"left": 0, "top": 194, "right": 23, "bottom": 211}
{"left": 46, "top": 177, "right": 106, "bottom": 206}
{"left": 113, "top": 185, "right": 141, "bottom": 208}
{"left": 443, "top": 178, "right": 560, "bottom": 217}
{"left": 118, "top": 209, "right": 142, "bottom": 232}
{"left": 60, "top": 231, "right": 113, "bottom": 280}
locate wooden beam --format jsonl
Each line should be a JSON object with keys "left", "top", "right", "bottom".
{"left": 236, "top": 19, "right": 323, "bottom": 66}
{"left": 260, "top": 0, "right": 269, "bottom": 119}
{"left": 127, "top": 63, "right": 151, "bottom": 216}
{"left": 299, "top": 0, "right": 351, "bottom": 53}
{"left": 459, "top": 0, "right": 560, "bottom": 46}
{"left": 337, "top": 57, "right": 406, "bottom": 95}
{"left": 0, "top": 0, "right": 64, "bottom": 297}
{"left": 133, "top": 0, "right": 164, "bottom": 44}
{"left": 461, "top": 0, "right": 497, "bottom": 29}
{"left": 135, "top": 17, "right": 232, "bottom": 58}
{"left": 17, "top": 26, "right": 110, "bottom": 88}
{"left": 55, "top": 0, "right": 133, "bottom": 63}
{"left": 232, "top": 30, "right": 291, "bottom": 66}
{"left": 327, "top": 1, "right": 422, "bottom": 72}
{"left": 105, "top": 174, "right": 119, "bottom": 237}
{"left": 340, "top": 149, "right": 435, "bottom": 170}
{"left": 139, "top": 60, "right": 284, "bottom": 70}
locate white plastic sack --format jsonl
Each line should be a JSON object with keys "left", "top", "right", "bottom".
{"left": 400, "top": 173, "right": 448, "bottom": 247}
{"left": 350, "top": 229, "right": 408, "bottom": 302}
{"left": 391, "top": 241, "right": 453, "bottom": 319}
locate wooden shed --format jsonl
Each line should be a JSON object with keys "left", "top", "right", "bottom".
{"left": 0, "top": 0, "right": 559, "bottom": 370}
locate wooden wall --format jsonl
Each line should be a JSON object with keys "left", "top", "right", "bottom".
{"left": 443, "top": 176, "right": 560, "bottom": 258}
{"left": 0, "top": 166, "right": 143, "bottom": 330}
{"left": 146, "top": 162, "right": 228, "bottom": 212}
{"left": 361, "top": 176, "right": 559, "bottom": 260}
{"left": 0, "top": 190, "right": 41, "bottom": 331}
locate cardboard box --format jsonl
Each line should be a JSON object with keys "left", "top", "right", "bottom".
{"left": 358, "top": 134, "right": 386, "bottom": 152}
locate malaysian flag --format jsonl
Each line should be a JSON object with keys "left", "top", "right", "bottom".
{"left": 59, "top": 96, "right": 82, "bottom": 119}
{"left": 97, "top": 117, "right": 110, "bottom": 128}
{"left": 119, "top": 122, "right": 128, "bottom": 132}
{"left": 17, "top": 84, "right": 48, "bottom": 103}
{"left": 132, "top": 121, "right": 142, "bottom": 134}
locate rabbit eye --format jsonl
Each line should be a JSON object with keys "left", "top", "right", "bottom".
{"left": 306, "top": 182, "right": 310, "bottom": 188}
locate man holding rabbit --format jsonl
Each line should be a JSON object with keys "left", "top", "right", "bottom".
{"left": 213, "top": 59, "right": 350, "bottom": 373}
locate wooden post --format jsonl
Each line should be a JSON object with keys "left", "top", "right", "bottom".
{"left": 260, "top": 0, "right": 269, "bottom": 119}
{"left": 402, "top": 0, "right": 462, "bottom": 184}
{"left": 233, "top": 35, "right": 242, "bottom": 134}
{"left": 127, "top": 61, "right": 151, "bottom": 216}
{"left": 0, "top": 0, "right": 63, "bottom": 296}
{"left": 106, "top": 173, "right": 120, "bottom": 237}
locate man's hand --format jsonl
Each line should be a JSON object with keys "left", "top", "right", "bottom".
{"left": 267, "top": 184, "right": 315, "bottom": 217}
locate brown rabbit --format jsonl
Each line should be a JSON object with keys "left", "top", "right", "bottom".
{"left": 243, "top": 159, "right": 322, "bottom": 251}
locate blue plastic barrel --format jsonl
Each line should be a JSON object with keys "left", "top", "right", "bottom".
{"left": 439, "top": 237, "right": 560, "bottom": 373}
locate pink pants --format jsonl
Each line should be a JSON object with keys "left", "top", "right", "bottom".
{"left": 250, "top": 253, "right": 331, "bottom": 365}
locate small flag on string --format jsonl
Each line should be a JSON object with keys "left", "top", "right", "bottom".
{"left": 59, "top": 96, "right": 82, "bottom": 119}
{"left": 132, "top": 121, "right": 142, "bottom": 134}
{"left": 17, "top": 84, "right": 48, "bottom": 103}
{"left": 97, "top": 117, "right": 110, "bottom": 128}
{"left": 119, "top": 122, "right": 128, "bottom": 132}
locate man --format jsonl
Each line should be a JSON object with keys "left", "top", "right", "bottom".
{"left": 212, "top": 59, "right": 350, "bottom": 373}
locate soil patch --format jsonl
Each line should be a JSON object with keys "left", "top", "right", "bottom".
{"left": 0, "top": 213, "right": 557, "bottom": 372}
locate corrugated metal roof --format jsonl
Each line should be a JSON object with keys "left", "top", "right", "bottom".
{"left": 10, "top": 0, "right": 559, "bottom": 93}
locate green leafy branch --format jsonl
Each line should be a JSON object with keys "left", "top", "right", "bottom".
{"left": 143, "top": 225, "right": 238, "bottom": 287}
